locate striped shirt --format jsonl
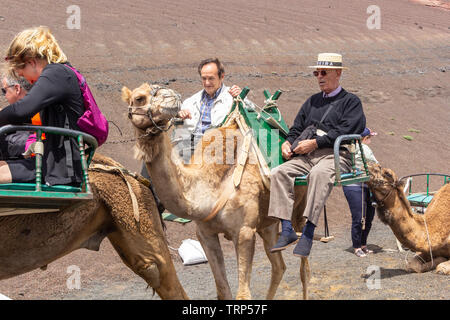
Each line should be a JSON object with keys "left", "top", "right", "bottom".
{"left": 196, "top": 85, "right": 223, "bottom": 134}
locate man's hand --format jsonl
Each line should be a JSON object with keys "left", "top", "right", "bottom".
{"left": 177, "top": 109, "right": 192, "bottom": 120}
{"left": 281, "top": 141, "right": 293, "bottom": 160}
{"left": 292, "top": 139, "right": 318, "bottom": 155}
{"left": 228, "top": 85, "right": 242, "bottom": 98}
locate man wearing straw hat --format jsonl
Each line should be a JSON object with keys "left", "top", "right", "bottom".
{"left": 269, "top": 53, "right": 366, "bottom": 258}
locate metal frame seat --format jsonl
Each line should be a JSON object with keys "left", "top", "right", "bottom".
{"left": 400, "top": 173, "right": 450, "bottom": 209}
{"left": 0, "top": 125, "right": 97, "bottom": 215}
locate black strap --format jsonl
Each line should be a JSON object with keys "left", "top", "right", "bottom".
{"left": 317, "top": 97, "right": 345, "bottom": 130}
{"left": 64, "top": 114, "right": 74, "bottom": 178}
{"left": 318, "top": 103, "right": 334, "bottom": 125}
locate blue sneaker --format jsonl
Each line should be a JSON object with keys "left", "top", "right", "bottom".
{"left": 293, "top": 235, "right": 313, "bottom": 257}
{"left": 270, "top": 232, "right": 298, "bottom": 253}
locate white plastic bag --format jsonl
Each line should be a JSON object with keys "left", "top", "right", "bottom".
{"left": 0, "top": 293, "right": 11, "bottom": 300}
{"left": 178, "top": 239, "right": 208, "bottom": 265}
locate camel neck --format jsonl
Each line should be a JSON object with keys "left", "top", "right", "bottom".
{"left": 144, "top": 132, "right": 198, "bottom": 219}
{"left": 385, "top": 192, "right": 430, "bottom": 253}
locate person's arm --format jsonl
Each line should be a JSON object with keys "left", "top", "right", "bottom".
{"left": 0, "top": 70, "right": 69, "bottom": 126}
{"left": 362, "top": 144, "right": 378, "bottom": 163}
{"left": 177, "top": 97, "right": 193, "bottom": 120}
{"left": 227, "top": 85, "right": 256, "bottom": 111}
{"left": 286, "top": 100, "right": 309, "bottom": 145}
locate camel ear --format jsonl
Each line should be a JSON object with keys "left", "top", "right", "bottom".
{"left": 121, "top": 86, "right": 132, "bottom": 104}
{"left": 382, "top": 168, "right": 396, "bottom": 182}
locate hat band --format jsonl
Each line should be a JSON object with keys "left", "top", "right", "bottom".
{"left": 317, "top": 61, "right": 342, "bottom": 67}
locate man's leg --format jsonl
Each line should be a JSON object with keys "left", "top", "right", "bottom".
{"left": 294, "top": 149, "right": 351, "bottom": 257}
{"left": 268, "top": 156, "right": 311, "bottom": 252}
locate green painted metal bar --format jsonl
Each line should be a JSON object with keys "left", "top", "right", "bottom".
{"left": 220, "top": 86, "right": 250, "bottom": 126}
{"left": 78, "top": 135, "right": 91, "bottom": 193}
{"left": 272, "top": 90, "right": 282, "bottom": 101}
{"left": 35, "top": 129, "right": 43, "bottom": 192}
{"left": 239, "top": 86, "right": 250, "bottom": 100}
{"left": 333, "top": 134, "right": 367, "bottom": 186}
{"left": 0, "top": 125, "right": 98, "bottom": 160}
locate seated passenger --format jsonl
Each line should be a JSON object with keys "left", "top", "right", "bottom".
{"left": 173, "top": 57, "right": 254, "bottom": 162}
{"left": 268, "top": 53, "right": 366, "bottom": 258}
{"left": 0, "top": 26, "right": 87, "bottom": 185}
{"left": 0, "top": 72, "right": 33, "bottom": 159}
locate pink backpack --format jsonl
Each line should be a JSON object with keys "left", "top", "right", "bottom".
{"left": 64, "top": 64, "right": 109, "bottom": 146}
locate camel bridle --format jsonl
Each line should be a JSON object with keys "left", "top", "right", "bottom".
{"left": 370, "top": 178, "right": 401, "bottom": 208}
{"left": 127, "top": 86, "right": 175, "bottom": 137}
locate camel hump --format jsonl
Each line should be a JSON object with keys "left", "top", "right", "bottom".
{"left": 91, "top": 153, "right": 125, "bottom": 168}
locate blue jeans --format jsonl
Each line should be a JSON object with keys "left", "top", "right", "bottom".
{"left": 343, "top": 184, "right": 375, "bottom": 249}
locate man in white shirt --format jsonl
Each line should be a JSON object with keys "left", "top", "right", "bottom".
{"left": 175, "top": 57, "right": 253, "bottom": 162}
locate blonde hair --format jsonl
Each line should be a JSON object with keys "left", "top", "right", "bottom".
{"left": 5, "top": 26, "right": 67, "bottom": 69}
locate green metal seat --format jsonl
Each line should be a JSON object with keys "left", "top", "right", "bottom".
{"left": 294, "top": 134, "right": 371, "bottom": 187}
{"left": 401, "top": 173, "right": 450, "bottom": 209}
{"left": 0, "top": 125, "right": 98, "bottom": 214}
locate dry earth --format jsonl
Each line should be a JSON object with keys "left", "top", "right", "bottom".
{"left": 0, "top": 0, "right": 449, "bottom": 301}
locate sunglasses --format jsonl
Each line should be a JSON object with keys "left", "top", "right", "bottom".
{"left": 1, "top": 85, "right": 15, "bottom": 95}
{"left": 313, "top": 70, "right": 334, "bottom": 77}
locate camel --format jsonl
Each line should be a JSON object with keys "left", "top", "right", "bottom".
{"left": 0, "top": 153, "right": 188, "bottom": 299}
{"left": 368, "top": 163, "right": 450, "bottom": 275}
{"left": 122, "top": 83, "right": 310, "bottom": 300}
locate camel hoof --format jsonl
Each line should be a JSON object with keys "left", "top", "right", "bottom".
{"left": 435, "top": 262, "right": 450, "bottom": 275}
{"left": 405, "top": 256, "right": 424, "bottom": 273}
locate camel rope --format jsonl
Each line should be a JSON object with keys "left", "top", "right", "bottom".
{"left": 421, "top": 214, "right": 434, "bottom": 268}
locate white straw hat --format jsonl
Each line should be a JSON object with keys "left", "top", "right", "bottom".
{"left": 308, "top": 53, "right": 347, "bottom": 69}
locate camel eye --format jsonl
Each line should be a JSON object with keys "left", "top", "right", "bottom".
{"left": 134, "top": 96, "right": 146, "bottom": 105}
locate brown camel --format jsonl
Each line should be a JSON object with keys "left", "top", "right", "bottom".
{"left": 122, "top": 83, "right": 310, "bottom": 300}
{"left": 368, "top": 163, "right": 450, "bottom": 275}
{"left": 0, "top": 153, "right": 188, "bottom": 299}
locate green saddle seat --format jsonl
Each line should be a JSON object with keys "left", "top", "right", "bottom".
{"left": 0, "top": 183, "right": 92, "bottom": 210}
{"left": 406, "top": 193, "right": 434, "bottom": 207}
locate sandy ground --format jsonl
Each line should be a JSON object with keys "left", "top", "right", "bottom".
{"left": 0, "top": 0, "right": 449, "bottom": 300}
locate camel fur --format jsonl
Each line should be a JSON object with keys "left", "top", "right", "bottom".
{"left": 368, "top": 163, "right": 450, "bottom": 275}
{"left": 122, "top": 83, "right": 310, "bottom": 300}
{"left": 0, "top": 153, "right": 188, "bottom": 299}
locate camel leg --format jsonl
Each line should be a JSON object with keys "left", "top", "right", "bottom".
{"left": 436, "top": 259, "right": 450, "bottom": 275}
{"left": 235, "top": 226, "right": 257, "bottom": 300}
{"left": 257, "top": 223, "right": 286, "bottom": 300}
{"left": 196, "top": 227, "right": 232, "bottom": 300}
{"left": 299, "top": 257, "right": 310, "bottom": 300}
{"left": 406, "top": 253, "right": 447, "bottom": 273}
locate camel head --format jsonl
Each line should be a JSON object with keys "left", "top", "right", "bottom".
{"left": 122, "top": 83, "right": 181, "bottom": 131}
{"left": 367, "top": 163, "right": 408, "bottom": 225}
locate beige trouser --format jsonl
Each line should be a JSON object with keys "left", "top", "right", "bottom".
{"left": 268, "top": 148, "right": 351, "bottom": 226}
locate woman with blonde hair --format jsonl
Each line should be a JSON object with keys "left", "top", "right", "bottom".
{"left": 0, "top": 26, "right": 86, "bottom": 185}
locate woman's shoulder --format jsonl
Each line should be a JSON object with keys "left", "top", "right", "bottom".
{"left": 42, "top": 63, "right": 76, "bottom": 78}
